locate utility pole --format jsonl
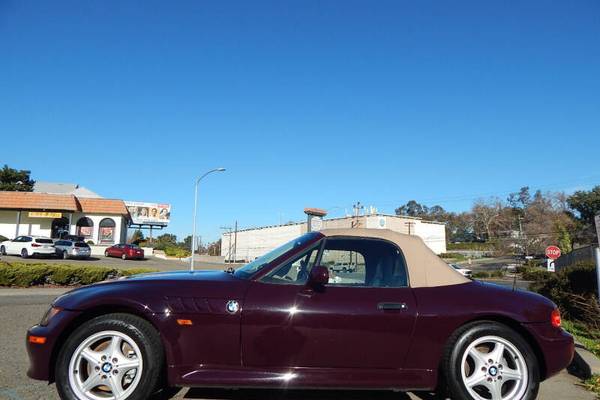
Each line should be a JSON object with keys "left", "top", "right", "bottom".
{"left": 517, "top": 215, "right": 527, "bottom": 257}
{"left": 405, "top": 221, "right": 415, "bottom": 235}
{"left": 233, "top": 220, "right": 238, "bottom": 263}
{"left": 351, "top": 202, "right": 363, "bottom": 228}
{"left": 220, "top": 226, "right": 232, "bottom": 263}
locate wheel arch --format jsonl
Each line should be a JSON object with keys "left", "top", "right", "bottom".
{"left": 48, "top": 305, "right": 167, "bottom": 383}
{"left": 442, "top": 315, "right": 548, "bottom": 382}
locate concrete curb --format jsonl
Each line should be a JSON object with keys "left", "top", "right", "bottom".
{"left": 568, "top": 342, "right": 600, "bottom": 379}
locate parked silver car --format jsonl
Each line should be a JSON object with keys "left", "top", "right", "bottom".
{"left": 53, "top": 240, "right": 91, "bottom": 259}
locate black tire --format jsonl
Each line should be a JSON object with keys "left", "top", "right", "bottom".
{"left": 104, "top": 250, "right": 109, "bottom": 257}
{"left": 62, "top": 251, "right": 69, "bottom": 260}
{"left": 21, "top": 248, "right": 29, "bottom": 258}
{"left": 122, "top": 253, "right": 127, "bottom": 260}
{"left": 56, "top": 313, "right": 164, "bottom": 400}
{"left": 443, "top": 321, "right": 539, "bottom": 400}
{"left": 0, "top": 245, "right": 5, "bottom": 255}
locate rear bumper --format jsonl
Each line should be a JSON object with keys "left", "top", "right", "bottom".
{"left": 26, "top": 310, "right": 82, "bottom": 381}
{"left": 33, "top": 248, "right": 56, "bottom": 256}
{"left": 524, "top": 323, "right": 575, "bottom": 379}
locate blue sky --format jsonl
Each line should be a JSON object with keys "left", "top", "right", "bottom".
{"left": 1, "top": 1, "right": 599, "bottom": 242}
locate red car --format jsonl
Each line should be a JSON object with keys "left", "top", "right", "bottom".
{"left": 27, "top": 229, "right": 573, "bottom": 400}
{"left": 104, "top": 243, "right": 144, "bottom": 260}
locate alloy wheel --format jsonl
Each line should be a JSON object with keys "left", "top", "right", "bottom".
{"left": 68, "top": 330, "right": 143, "bottom": 400}
{"left": 460, "top": 335, "right": 528, "bottom": 400}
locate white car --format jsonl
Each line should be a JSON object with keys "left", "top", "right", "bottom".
{"left": 0, "top": 235, "right": 56, "bottom": 258}
{"left": 450, "top": 263, "right": 473, "bottom": 278}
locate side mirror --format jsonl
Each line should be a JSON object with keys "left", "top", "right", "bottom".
{"left": 308, "top": 265, "right": 329, "bottom": 290}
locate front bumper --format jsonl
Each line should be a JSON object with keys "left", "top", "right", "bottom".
{"left": 524, "top": 322, "right": 575, "bottom": 379}
{"left": 26, "top": 309, "right": 82, "bottom": 381}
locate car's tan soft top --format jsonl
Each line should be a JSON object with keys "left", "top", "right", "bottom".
{"left": 320, "top": 228, "right": 469, "bottom": 288}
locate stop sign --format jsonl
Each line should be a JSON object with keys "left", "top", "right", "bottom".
{"left": 545, "top": 246, "right": 561, "bottom": 260}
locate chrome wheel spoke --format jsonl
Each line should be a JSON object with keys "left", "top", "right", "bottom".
{"left": 80, "top": 348, "right": 102, "bottom": 365}
{"left": 502, "top": 367, "right": 522, "bottom": 382}
{"left": 108, "top": 374, "right": 125, "bottom": 398}
{"left": 465, "top": 370, "right": 488, "bottom": 388}
{"left": 489, "top": 342, "right": 505, "bottom": 364}
{"left": 80, "top": 373, "right": 102, "bottom": 393}
{"left": 107, "top": 336, "right": 123, "bottom": 359}
{"left": 118, "top": 357, "right": 141, "bottom": 372}
{"left": 468, "top": 347, "right": 488, "bottom": 367}
{"left": 485, "top": 379, "right": 503, "bottom": 400}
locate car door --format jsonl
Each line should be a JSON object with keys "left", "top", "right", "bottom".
{"left": 7, "top": 237, "right": 22, "bottom": 254}
{"left": 241, "top": 236, "right": 417, "bottom": 371}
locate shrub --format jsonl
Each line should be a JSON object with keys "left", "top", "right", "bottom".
{"left": 120, "top": 268, "right": 157, "bottom": 277}
{"left": 472, "top": 271, "right": 490, "bottom": 279}
{"left": 530, "top": 262, "right": 598, "bottom": 323}
{"left": 164, "top": 246, "right": 190, "bottom": 258}
{"left": 0, "top": 262, "right": 157, "bottom": 287}
{"left": 440, "top": 252, "right": 467, "bottom": 261}
{"left": 521, "top": 267, "right": 552, "bottom": 281}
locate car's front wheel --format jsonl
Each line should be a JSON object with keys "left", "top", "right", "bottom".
{"left": 104, "top": 250, "right": 109, "bottom": 257}
{"left": 0, "top": 245, "right": 5, "bottom": 255}
{"left": 56, "top": 313, "right": 164, "bottom": 400}
{"left": 443, "top": 321, "right": 539, "bottom": 400}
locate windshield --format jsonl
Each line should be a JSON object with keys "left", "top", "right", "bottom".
{"left": 233, "top": 232, "right": 322, "bottom": 280}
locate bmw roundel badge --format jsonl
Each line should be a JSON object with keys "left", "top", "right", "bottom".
{"left": 226, "top": 300, "right": 240, "bottom": 314}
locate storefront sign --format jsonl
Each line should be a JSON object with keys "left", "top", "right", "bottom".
{"left": 28, "top": 212, "right": 62, "bottom": 218}
{"left": 125, "top": 201, "right": 171, "bottom": 226}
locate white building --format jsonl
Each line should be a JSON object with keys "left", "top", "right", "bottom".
{"left": 0, "top": 187, "right": 129, "bottom": 245}
{"left": 221, "top": 213, "right": 447, "bottom": 262}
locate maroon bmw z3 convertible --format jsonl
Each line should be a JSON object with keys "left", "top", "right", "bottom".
{"left": 27, "top": 229, "right": 574, "bottom": 400}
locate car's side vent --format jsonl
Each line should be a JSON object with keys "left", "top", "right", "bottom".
{"left": 165, "top": 296, "right": 211, "bottom": 314}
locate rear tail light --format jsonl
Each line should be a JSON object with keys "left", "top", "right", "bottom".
{"left": 31, "top": 243, "right": 41, "bottom": 247}
{"left": 551, "top": 309, "right": 562, "bottom": 328}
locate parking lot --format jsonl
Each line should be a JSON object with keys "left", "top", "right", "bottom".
{"left": 0, "top": 288, "right": 594, "bottom": 400}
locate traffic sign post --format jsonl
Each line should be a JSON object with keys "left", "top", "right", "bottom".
{"left": 545, "top": 246, "right": 561, "bottom": 273}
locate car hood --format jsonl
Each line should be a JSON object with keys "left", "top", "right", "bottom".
{"left": 54, "top": 270, "right": 250, "bottom": 313}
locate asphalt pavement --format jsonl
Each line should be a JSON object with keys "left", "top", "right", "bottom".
{"left": 0, "top": 289, "right": 594, "bottom": 400}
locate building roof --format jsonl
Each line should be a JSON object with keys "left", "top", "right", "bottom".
{"left": 320, "top": 228, "right": 468, "bottom": 288}
{"left": 0, "top": 192, "right": 79, "bottom": 211}
{"left": 77, "top": 198, "right": 128, "bottom": 215}
{"left": 0, "top": 191, "right": 128, "bottom": 215}
{"left": 33, "top": 182, "right": 102, "bottom": 198}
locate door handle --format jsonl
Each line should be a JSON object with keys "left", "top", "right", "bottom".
{"left": 377, "top": 302, "right": 408, "bottom": 311}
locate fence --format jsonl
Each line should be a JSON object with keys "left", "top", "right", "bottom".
{"left": 555, "top": 245, "right": 597, "bottom": 271}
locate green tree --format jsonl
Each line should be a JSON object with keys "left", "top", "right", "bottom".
{"left": 0, "top": 165, "right": 35, "bottom": 191}
{"left": 156, "top": 233, "right": 177, "bottom": 244}
{"left": 567, "top": 186, "right": 600, "bottom": 244}
{"left": 129, "top": 230, "right": 145, "bottom": 244}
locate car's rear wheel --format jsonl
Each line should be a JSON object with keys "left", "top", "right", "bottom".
{"left": 56, "top": 313, "right": 163, "bottom": 400}
{"left": 443, "top": 321, "right": 539, "bottom": 400}
{"left": 122, "top": 254, "right": 127, "bottom": 260}
{"left": 62, "top": 250, "right": 69, "bottom": 260}
{"left": 21, "top": 248, "right": 29, "bottom": 258}
{"left": 0, "top": 245, "right": 5, "bottom": 255}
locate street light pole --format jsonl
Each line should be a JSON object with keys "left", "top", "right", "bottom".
{"left": 191, "top": 167, "right": 226, "bottom": 271}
